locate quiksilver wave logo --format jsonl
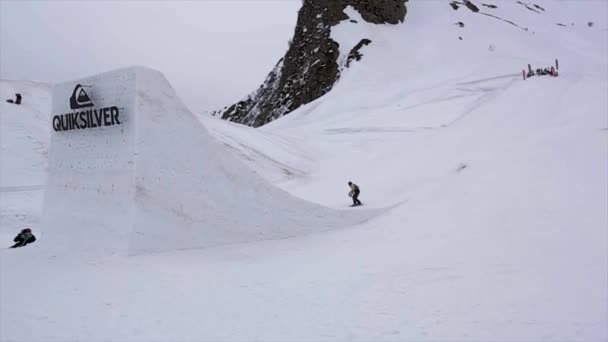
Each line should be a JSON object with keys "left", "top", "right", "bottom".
{"left": 69, "top": 84, "right": 94, "bottom": 109}
{"left": 53, "top": 84, "right": 121, "bottom": 132}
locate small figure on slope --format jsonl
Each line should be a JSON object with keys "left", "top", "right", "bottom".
{"left": 10, "top": 228, "right": 36, "bottom": 248}
{"left": 6, "top": 93, "right": 22, "bottom": 105}
{"left": 348, "top": 181, "right": 362, "bottom": 207}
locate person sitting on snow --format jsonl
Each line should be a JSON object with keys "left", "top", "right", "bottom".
{"left": 348, "top": 181, "right": 362, "bottom": 207}
{"left": 10, "top": 228, "right": 36, "bottom": 248}
{"left": 6, "top": 93, "right": 22, "bottom": 105}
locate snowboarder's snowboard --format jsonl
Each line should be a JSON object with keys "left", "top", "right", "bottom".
{"left": 349, "top": 203, "right": 364, "bottom": 207}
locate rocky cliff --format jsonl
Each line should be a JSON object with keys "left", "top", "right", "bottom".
{"left": 215, "top": 0, "right": 408, "bottom": 127}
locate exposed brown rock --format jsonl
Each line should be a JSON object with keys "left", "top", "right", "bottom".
{"left": 215, "top": 0, "right": 408, "bottom": 127}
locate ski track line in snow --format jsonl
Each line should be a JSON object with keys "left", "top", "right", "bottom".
{"left": 323, "top": 73, "right": 521, "bottom": 135}
{"left": 444, "top": 75, "right": 520, "bottom": 127}
{"left": 211, "top": 129, "right": 311, "bottom": 179}
{"left": 324, "top": 127, "right": 420, "bottom": 134}
{"left": 454, "top": 73, "right": 522, "bottom": 85}
{"left": 0, "top": 185, "right": 44, "bottom": 192}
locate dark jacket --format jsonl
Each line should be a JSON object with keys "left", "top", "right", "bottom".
{"left": 348, "top": 183, "right": 360, "bottom": 196}
{"left": 10, "top": 232, "right": 36, "bottom": 248}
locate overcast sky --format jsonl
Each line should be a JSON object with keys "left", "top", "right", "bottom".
{"left": 0, "top": 0, "right": 300, "bottom": 112}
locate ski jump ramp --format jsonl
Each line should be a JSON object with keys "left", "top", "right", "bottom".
{"left": 43, "top": 67, "right": 373, "bottom": 255}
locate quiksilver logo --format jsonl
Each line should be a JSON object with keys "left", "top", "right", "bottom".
{"left": 52, "top": 84, "right": 121, "bottom": 132}
{"left": 69, "top": 84, "right": 94, "bottom": 109}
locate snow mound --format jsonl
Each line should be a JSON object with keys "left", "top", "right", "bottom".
{"left": 42, "top": 67, "right": 378, "bottom": 255}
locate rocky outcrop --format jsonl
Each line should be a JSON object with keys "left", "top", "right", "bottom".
{"left": 450, "top": 0, "right": 479, "bottom": 12}
{"left": 215, "top": 0, "right": 408, "bottom": 127}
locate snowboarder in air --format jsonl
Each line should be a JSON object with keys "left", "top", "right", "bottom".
{"left": 10, "top": 228, "right": 36, "bottom": 248}
{"left": 348, "top": 181, "right": 362, "bottom": 207}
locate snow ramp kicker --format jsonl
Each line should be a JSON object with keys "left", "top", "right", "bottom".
{"left": 43, "top": 67, "right": 374, "bottom": 255}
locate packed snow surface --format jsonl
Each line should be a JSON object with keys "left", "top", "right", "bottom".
{"left": 1, "top": 0, "right": 607, "bottom": 340}
{"left": 41, "top": 67, "right": 378, "bottom": 256}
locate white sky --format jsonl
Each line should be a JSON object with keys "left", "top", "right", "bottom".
{"left": 0, "top": 0, "right": 300, "bottom": 112}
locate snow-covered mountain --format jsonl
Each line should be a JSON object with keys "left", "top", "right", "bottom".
{"left": 1, "top": 0, "right": 607, "bottom": 340}
{"left": 214, "top": 0, "right": 408, "bottom": 127}
{"left": 216, "top": 0, "right": 607, "bottom": 127}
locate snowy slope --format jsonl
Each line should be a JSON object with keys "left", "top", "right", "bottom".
{"left": 1, "top": 0, "right": 607, "bottom": 341}
{"left": 0, "top": 80, "right": 51, "bottom": 243}
{"left": 200, "top": 114, "right": 316, "bottom": 184}
{"left": 0, "top": 80, "right": 51, "bottom": 187}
